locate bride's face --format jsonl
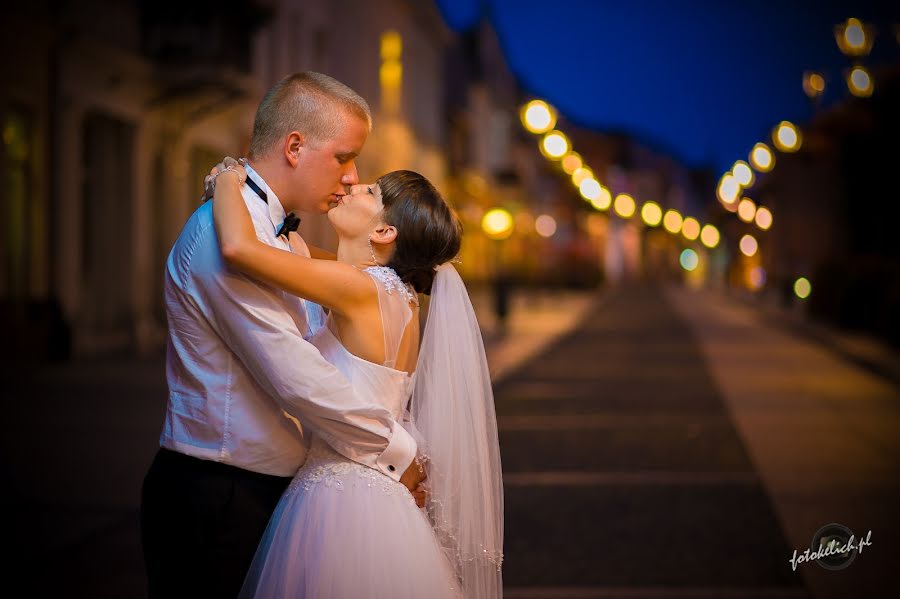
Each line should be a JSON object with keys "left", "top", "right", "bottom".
{"left": 327, "top": 183, "right": 385, "bottom": 239}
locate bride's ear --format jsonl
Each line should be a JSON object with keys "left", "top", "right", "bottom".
{"left": 370, "top": 225, "right": 397, "bottom": 245}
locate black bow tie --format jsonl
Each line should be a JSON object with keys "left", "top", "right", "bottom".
{"left": 277, "top": 213, "right": 301, "bottom": 238}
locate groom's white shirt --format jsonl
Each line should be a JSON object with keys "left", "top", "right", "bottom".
{"left": 159, "top": 164, "right": 416, "bottom": 480}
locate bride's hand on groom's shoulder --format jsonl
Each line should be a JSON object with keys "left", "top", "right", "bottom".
{"left": 203, "top": 156, "right": 246, "bottom": 200}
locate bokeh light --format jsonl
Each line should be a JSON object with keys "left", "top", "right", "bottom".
{"left": 541, "top": 130, "right": 569, "bottom": 159}
{"left": 750, "top": 143, "right": 774, "bottom": 172}
{"left": 700, "top": 224, "right": 720, "bottom": 248}
{"left": 755, "top": 206, "right": 773, "bottom": 230}
{"left": 663, "top": 209, "right": 683, "bottom": 234}
{"left": 773, "top": 121, "right": 801, "bottom": 152}
{"left": 481, "top": 208, "right": 514, "bottom": 240}
{"left": 680, "top": 248, "right": 699, "bottom": 271}
{"left": 521, "top": 100, "right": 556, "bottom": 134}
{"left": 535, "top": 214, "right": 557, "bottom": 237}
{"left": 737, "top": 198, "right": 757, "bottom": 223}
{"left": 681, "top": 217, "right": 700, "bottom": 241}
{"left": 794, "top": 276, "right": 812, "bottom": 299}
{"left": 740, "top": 234, "right": 758, "bottom": 257}
{"left": 732, "top": 161, "right": 754, "bottom": 187}
{"left": 613, "top": 194, "right": 636, "bottom": 218}
{"left": 561, "top": 152, "right": 583, "bottom": 175}
{"left": 640, "top": 201, "right": 662, "bottom": 226}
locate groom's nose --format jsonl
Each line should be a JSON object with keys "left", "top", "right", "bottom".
{"left": 340, "top": 162, "right": 359, "bottom": 187}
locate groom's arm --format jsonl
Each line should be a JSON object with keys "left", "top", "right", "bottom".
{"left": 190, "top": 229, "right": 416, "bottom": 482}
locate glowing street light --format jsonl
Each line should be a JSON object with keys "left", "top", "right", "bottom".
{"left": 803, "top": 71, "right": 826, "bottom": 99}
{"left": 750, "top": 142, "right": 775, "bottom": 172}
{"left": 640, "top": 201, "right": 663, "bottom": 226}
{"left": 680, "top": 248, "right": 699, "bottom": 271}
{"left": 739, "top": 234, "right": 758, "bottom": 257}
{"left": 835, "top": 18, "right": 874, "bottom": 57}
{"left": 541, "top": 130, "right": 569, "bottom": 159}
{"left": 613, "top": 193, "right": 636, "bottom": 218}
{"left": 481, "top": 208, "right": 514, "bottom": 240}
{"left": 535, "top": 214, "right": 557, "bottom": 237}
{"left": 755, "top": 206, "right": 773, "bottom": 230}
{"left": 773, "top": 121, "right": 802, "bottom": 153}
{"left": 681, "top": 217, "right": 700, "bottom": 241}
{"left": 847, "top": 66, "right": 874, "bottom": 97}
{"left": 521, "top": 100, "right": 556, "bottom": 134}
{"left": 794, "top": 276, "right": 812, "bottom": 299}
{"left": 732, "top": 161, "right": 755, "bottom": 187}
{"left": 737, "top": 198, "right": 757, "bottom": 223}
{"left": 590, "top": 186, "right": 612, "bottom": 211}
{"left": 579, "top": 177, "right": 602, "bottom": 201}
{"left": 700, "top": 224, "right": 720, "bottom": 248}
{"left": 663, "top": 209, "right": 683, "bottom": 234}
{"left": 561, "top": 152, "right": 583, "bottom": 175}
{"left": 572, "top": 166, "right": 594, "bottom": 186}
{"left": 718, "top": 174, "right": 741, "bottom": 204}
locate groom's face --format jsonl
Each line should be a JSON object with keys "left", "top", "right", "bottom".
{"left": 291, "top": 111, "right": 369, "bottom": 214}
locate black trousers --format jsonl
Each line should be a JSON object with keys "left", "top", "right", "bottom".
{"left": 140, "top": 448, "right": 292, "bottom": 599}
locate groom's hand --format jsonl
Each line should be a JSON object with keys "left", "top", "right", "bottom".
{"left": 399, "top": 459, "right": 427, "bottom": 507}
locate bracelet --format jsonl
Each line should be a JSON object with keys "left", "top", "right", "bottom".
{"left": 212, "top": 166, "right": 245, "bottom": 186}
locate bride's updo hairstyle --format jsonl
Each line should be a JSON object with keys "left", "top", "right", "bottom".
{"left": 376, "top": 170, "right": 462, "bottom": 295}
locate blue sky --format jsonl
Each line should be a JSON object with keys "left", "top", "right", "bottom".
{"left": 434, "top": 0, "right": 898, "bottom": 173}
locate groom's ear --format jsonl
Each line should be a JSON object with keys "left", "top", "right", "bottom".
{"left": 371, "top": 225, "right": 398, "bottom": 245}
{"left": 285, "top": 131, "right": 304, "bottom": 167}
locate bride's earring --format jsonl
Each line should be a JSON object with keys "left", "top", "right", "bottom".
{"left": 368, "top": 237, "right": 380, "bottom": 266}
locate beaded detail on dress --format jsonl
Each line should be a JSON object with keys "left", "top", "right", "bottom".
{"left": 363, "top": 266, "right": 419, "bottom": 306}
{"left": 289, "top": 439, "right": 412, "bottom": 500}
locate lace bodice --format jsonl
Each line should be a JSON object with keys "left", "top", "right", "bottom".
{"left": 293, "top": 266, "right": 419, "bottom": 495}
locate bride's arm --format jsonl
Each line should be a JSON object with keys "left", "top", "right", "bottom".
{"left": 211, "top": 167, "right": 371, "bottom": 315}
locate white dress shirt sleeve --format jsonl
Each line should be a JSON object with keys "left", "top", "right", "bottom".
{"left": 189, "top": 230, "right": 416, "bottom": 482}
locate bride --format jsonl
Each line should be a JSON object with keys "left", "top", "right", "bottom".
{"left": 206, "top": 158, "right": 503, "bottom": 598}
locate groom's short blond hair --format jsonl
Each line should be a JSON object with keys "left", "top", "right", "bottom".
{"left": 249, "top": 72, "right": 372, "bottom": 158}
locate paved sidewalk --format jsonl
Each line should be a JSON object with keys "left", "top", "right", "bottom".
{"left": 495, "top": 282, "right": 806, "bottom": 598}
{"left": 666, "top": 284, "right": 900, "bottom": 599}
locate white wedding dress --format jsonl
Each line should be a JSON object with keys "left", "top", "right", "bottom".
{"left": 239, "top": 266, "right": 463, "bottom": 599}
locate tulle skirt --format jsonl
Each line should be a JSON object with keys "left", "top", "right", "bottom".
{"left": 239, "top": 440, "right": 462, "bottom": 599}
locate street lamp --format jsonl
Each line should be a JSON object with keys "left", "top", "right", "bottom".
{"left": 572, "top": 166, "right": 594, "bottom": 186}
{"left": 613, "top": 194, "right": 636, "bottom": 218}
{"left": 681, "top": 217, "right": 700, "bottom": 241}
{"left": 640, "top": 201, "right": 662, "bottom": 227}
{"left": 482, "top": 208, "right": 514, "bottom": 240}
{"left": 732, "top": 161, "right": 755, "bottom": 187}
{"left": 750, "top": 142, "right": 775, "bottom": 172}
{"left": 772, "top": 121, "right": 802, "bottom": 153}
{"left": 717, "top": 173, "right": 741, "bottom": 205}
{"left": 663, "top": 209, "right": 683, "bottom": 234}
{"left": 834, "top": 18, "right": 874, "bottom": 57}
{"left": 561, "top": 152, "right": 583, "bottom": 175}
{"left": 737, "top": 198, "right": 757, "bottom": 223}
{"left": 739, "top": 234, "right": 758, "bottom": 257}
{"left": 540, "top": 130, "right": 569, "bottom": 160}
{"left": 755, "top": 206, "right": 773, "bottom": 230}
{"left": 521, "top": 100, "right": 556, "bottom": 134}
{"left": 700, "top": 224, "right": 720, "bottom": 248}
{"left": 847, "top": 66, "right": 874, "bottom": 97}
{"left": 802, "top": 71, "right": 826, "bottom": 99}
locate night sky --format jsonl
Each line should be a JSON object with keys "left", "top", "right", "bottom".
{"left": 434, "top": 0, "right": 899, "bottom": 174}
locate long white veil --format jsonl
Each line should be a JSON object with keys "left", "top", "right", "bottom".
{"left": 410, "top": 263, "right": 504, "bottom": 598}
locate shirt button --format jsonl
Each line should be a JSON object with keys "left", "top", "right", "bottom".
{"left": 388, "top": 465, "right": 396, "bottom": 472}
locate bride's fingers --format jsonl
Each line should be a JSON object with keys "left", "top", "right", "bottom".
{"left": 223, "top": 156, "right": 239, "bottom": 167}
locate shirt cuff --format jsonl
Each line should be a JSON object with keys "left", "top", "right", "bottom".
{"left": 375, "top": 420, "right": 417, "bottom": 482}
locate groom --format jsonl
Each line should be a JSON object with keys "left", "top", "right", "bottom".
{"left": 140, "top": 72, "right": 425, "bottom": 598}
